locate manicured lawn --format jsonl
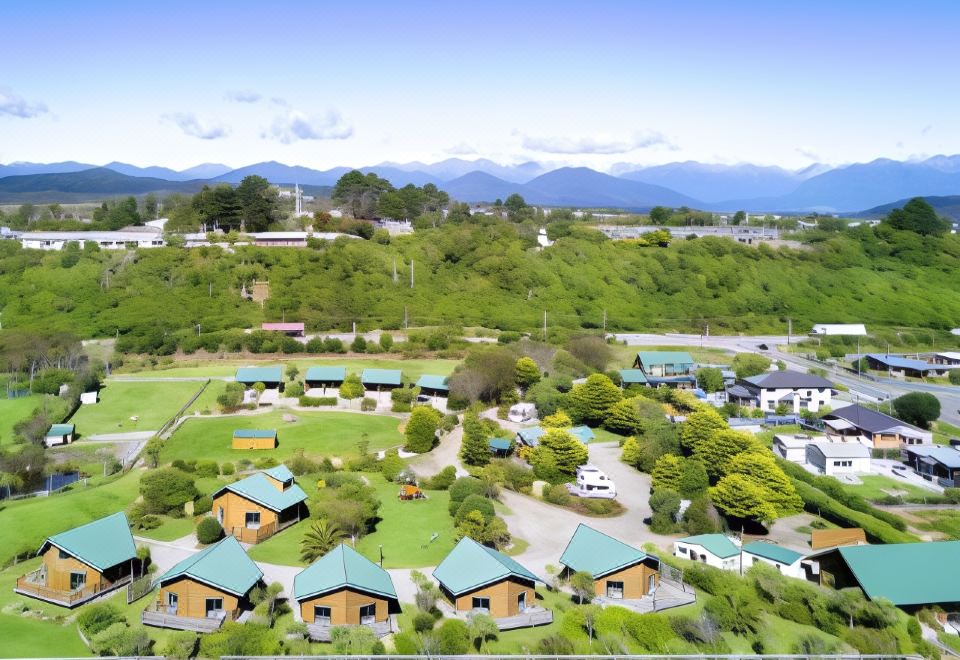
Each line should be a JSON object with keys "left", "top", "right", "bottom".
{"left": 0, "top": 469, "right": 142, "bottom": 566}
{"left": 756, "top": 424, "right": 803, "bottom": 448}
{"left": 185, "top": 379, "right": 228, "bottom": 414}
{"left": 0, "top": 395, "right": 53, "bottom": 446}
{"left": 0, "top": 613, "right": 91, "bottom": 657}
{"left": 590, "top": 427, "right": 624, "bottom": 444}
{"left": 134, "top": 514, "right": 197, "bottom": 542}
{"left": 248, "top": 473, "right": 457, "bottom": 568}
{"left": 933, "top": 419, "right": 960, "bottom": 445}
{"left": 69, "top": 380, "right": 205, "bottom": 435}
{"left": 843, "top": 475, "right": 936, "bottom": 501}
{"left": 114, "top": 357, "right": 460, "bottom": 382}
{"left": 160, "top": 411, "right": 404, "bottom": 465}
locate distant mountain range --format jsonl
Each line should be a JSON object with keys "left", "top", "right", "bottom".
{"left": 4, "top": 155, "right": 960, "bottom": 213}
{"left": 859, "top": 195, "right": 960, "bottom": 221}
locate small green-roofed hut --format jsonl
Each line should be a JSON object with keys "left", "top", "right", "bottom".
{"left": 304, "top": 367, "right": 346, "bottom": 390}
{"left": 235, "top": 366, "right": 283, "bottom": 386}
{"left": 361, "top": 369, "right": 403, "bottom": 388}
{"left": 415, "top": 374, "right": 449, "bottom": 396}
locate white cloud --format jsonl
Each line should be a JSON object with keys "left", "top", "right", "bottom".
{"left": 163, "top": 112, "right": 230, "bottom": 140}
{"left": 444, "top": 142, "right": 477, "bottom": 155}
{"left": 224, "top": 90, "right": 262, "bottom": 103}
{"left": 521, "top": 131, "right": 674, "bottom": 154}
{"left": 0, "top": 87, "right": 48, "bottom": 118}
{"left": 262, "top": 110, "right": 353, "bottom": 144}
{"left": 795, "top": 146, "right": 821, "bottom": 161}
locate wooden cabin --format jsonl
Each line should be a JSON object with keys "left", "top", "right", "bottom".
{"left": 560, "top": 524, "right": 660, "bottom": 600}
{"left": 15, "top": 512, "right": 137, "bottom": 607}
{"left": 231, "top": 429, "right": 278, "bottom": 450}
{"left": 142, "top": 536, "right": 263, "bottom": 632}
{"left": 293, "top": 544, "right": 400, "bottom": 641}
{"left": 211, "top": 465, "right": 307, "bottom": 544}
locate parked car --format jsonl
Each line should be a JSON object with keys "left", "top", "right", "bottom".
{"left": 567, "top": 464, "right": 617, "bottom": 499}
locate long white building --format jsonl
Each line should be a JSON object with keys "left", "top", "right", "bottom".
{"left": 20, "top": 231, "right": 165, "bottom": 251}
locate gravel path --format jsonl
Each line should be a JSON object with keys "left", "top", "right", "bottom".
{"left": 409, "top": 426, "right": 469, "bottom": 478}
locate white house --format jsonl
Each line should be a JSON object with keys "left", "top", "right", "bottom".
{"left": 740, "top": 542, "right": 805, "bottom": 578}
{"left": 772, "top": 433, "right": 827, "bottom": 463}
{"left": 726, "top": 370, "right": 834, "bottom": 414}
{"left": 20, "top": 231, "right": 166, "bottom": 251}
{"left": 810, "top": 324, "right": 867, "bottom": 336}
{"left": 79, "top": 391, "right": 99, "bottom": 405}
{"left": 805, "top": 441, "right": 871, "bottom": 476}
{"left": 674, "top": 534, "right": 741, "bottom": 571}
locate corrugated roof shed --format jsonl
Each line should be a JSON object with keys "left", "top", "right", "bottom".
{"left": 361, "top": 369, "right": 402, "bottom": 386}
{"left": 678, "top": 534, "right": 740, "bottom": 559}
{"left": 304, "top": 366, "right": 346, "bottom": 382}
{"left": 433, "top": 537, "right": 539, "bottom": 595}
{"left": 156, "top": 536, "right": 262, "bottom": 596}
{"left": 415, "top": 375, "right": 449, "bottom": 391}
{"left": 40, "top": 512, "right": 136, "bottom": 571}
{"left": 232, "top": 429, "right": 277, "bottom": 439}
{"left": 47, "top": 423, "right": 75, "bottom": 436}
{"left": 235, "top": 366, "right": 283, "bottom": 384}
{"left": 619, "top": 369, "right": 648, "bottom": 384}
{"left": 559, "top": 524, "right": 653, "bottom": 578}
{"left": 294, "top": 543, "right": 397, "bottom": 601}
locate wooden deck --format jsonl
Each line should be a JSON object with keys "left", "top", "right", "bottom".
{"left": 141, "top": 607, "right": 227, "bottom": 633}
{"left": 14, "top": 570, "right": 131, "bottom": 608}
{"left": 306, "top": 618, "right": 395, "bottom": 642}
{"left": 494, "top": 607, "right": 554, "bottom": 630}
{"left": 594, "top": 580, "right": 696, "bottom": 613}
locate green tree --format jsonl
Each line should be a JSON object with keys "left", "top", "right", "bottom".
{"left": 567, "top": 373, "right": 622, "bottom": 425}
{"left": 731, "top": 353, "right": 772, "bottom": 379}
{"left": 620, "top": 436, "right": 642, "bottom": 466}
{"left": 886, "top": 197, "right": 950, "bottom": 236}
{"left": 892, "top": 392, "right": 941, "bottom": 429}
{"left": 678, "top": 408, "right": 727, "bottom": 452}
{"left": 695, "top": 367, "right": 724, "bottom": 393}
{"left": 541, "top": 410, "right": 573, "bottom": 428}
{"left": 332, "top": 170, "right": 394, "bottom": 219}
{"left": 678, "top": 458, "right": 710, "bottom": 498}
{"left": 570, "top": 570, "right": 595, "bottom": 604}
{"left": 732, "top": 210, "right": 746, "bottom": 225}
{"left": 604, "top": 396, "right": 643, "bottom": 435}
{"left": 467, "top": 613, "right": 499, "bottom": 652}
{"left": 339, "top": 373, "right": 364, "bottom": 400}
{"left": 515, "top": 357, "right": 541, "bottom": 389}
{"left": 726, "top": 451, "right": 802, "bottom": 516}
{"left": 693, "top": 429, "right": 760, "bottom": 478}
{"left": 139, "top": 468, "right": 198, "bottom": 514}
{"left": 534, "top": 427, "right": 588, "bottom": 476}
{"left": 649, "top": 206, "right": 671, "bottom": 225}
{"left": 300, "top": 518, "right": 347, "bottom": 563}
{"left": 405, "top": 405, "right": 440, "bottom": 453}
{"left": 460, "top": 411, "right": 491, "bottom": 467}
{"left": 455, "top": 510, "right": 487, "bottom": 542}
{"left": 196, "top": 517, "right": 224, "bottom": 544}
{"left": 651, "top": 454, "right": 684, "bottom": 492}
{"left": 285, "top": 364, "right": 299, "bottom": 381}
{"left": 709, "top": 474, "right": 778, "bottom": 523}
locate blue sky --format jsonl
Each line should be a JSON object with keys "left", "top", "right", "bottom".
{"left": 0, "top": 0, "right": 957, "bottom": 171}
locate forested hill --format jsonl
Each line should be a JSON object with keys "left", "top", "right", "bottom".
{"left": 0, "top": 223, "right": 959, "bottom": 352}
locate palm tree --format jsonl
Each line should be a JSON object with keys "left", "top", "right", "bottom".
{"left": 300, "top": 518, "right": 346, "bottom": 563}
{"left": 468, "top": 613, "right": 499, "bottom": 652}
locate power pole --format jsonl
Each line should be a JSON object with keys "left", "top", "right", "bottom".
{"left": 404, "top": 306, "right": 408, "bottom": 330}
{"left": 392, "top": 258, "right": 398, "bottom": 284}
{"left": 543, "top": 310, "right": 547, "bottom": 341}
{"left": 409, "top": 260, "right": 414, "bottom": 289}
{"left": 787, "top": 318, "right": 792, "bottom": 345}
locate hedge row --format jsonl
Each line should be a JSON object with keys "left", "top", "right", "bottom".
{"left": 791, "top": 480, "right": 917, "bottom": 544}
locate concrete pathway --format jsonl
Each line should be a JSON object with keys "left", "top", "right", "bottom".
{"left": 85, "top": 431, "right": 156, "bottom": 442}
{"left": 409, "top": 426, "right": 468, "bottom": 478}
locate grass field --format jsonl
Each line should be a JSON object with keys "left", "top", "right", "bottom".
{"left": 0, "top": 469, "right": 141, "bottom": 566}
{"left": 933, "top": 419, "right": 960, "bottom": 445}
{"left": 913, "top": 509, "right": 960, "bottom": 540}
{"left": 0, "top": 395, "right": 57, "bottom": 447}
{"left": 69, "top": 380, "right": 205, "bottom": 435}
{"left": 0, "top": 612, "right": 91, "bottom": 658}
{"left": 114, "top": 357, "right": 460, "bottom": 382}
{"left": 247, "top": 473, "right": 457, "bottom": 568}
{"left": 843, "top": 474, "right": 939, "bottom": 501}
{"left": 161, "top": 411, "right": 404, "bottom": 465}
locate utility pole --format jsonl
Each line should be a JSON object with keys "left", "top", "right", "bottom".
{"left": 409, "top": 260, "right": 414, "bottom": 289}
{"left": 787, "top": 318, "right": 792, "bottom": 345}
{"left": 392, "top": 258, "right": 398, "bottom": 284}
{"left": 404, "top": 307, "right": 408, "bottom": 330}
{"left": 543, "top": 310, "right": 547, "bottom": 341}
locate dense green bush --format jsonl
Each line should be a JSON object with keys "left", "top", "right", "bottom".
{"left": 299, "top": 395, "right": 337, "bottom": 407}
{"left": 543, "top": 483, "right": 572, "bottom": 506}
{"left": 196, "top": 517, "right": 224, "bottom": 544}
{"left": 194, "top": 460, "right": 219, "bottom": 478}
{"left": 194, "top": 495, "right": 213, "bottom": 514}
{"left": 360, "top": 397, "right": 377, "bottom": 411}
{"left": 77, "top": 604, "right": 126, "bottom": 636}
{"left": 448, "top": 477, "right": 487, "bottom": 514}
{"left": 139, "top": 468, "right": 198, "bottom": 515}
{"left": 423, "top": 466, "right": 457, "bottom": 490}
{"left": 454, "top": 494, "right": 495, "bottom": 523}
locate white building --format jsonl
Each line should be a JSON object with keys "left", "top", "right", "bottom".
{"left": 726, "top": 370, "right": 834, "bottom": 413}
{"left": 740, "top": 542, "right": 805, "bottom": 578}
{"left": 805, "top": 441, "right": 871, "bottom": 476}
{"left": 20, "top": 231, "right": 166, "bottom": 251}
{"left": 810, "top": 323, "right": 867, "bottom": 336}
{"left": 674, "top": 534, "right": 741, "bottom": 571}
{"left": 536, "top": 228, "right": 554, "bottom": 248}
{"left": 772, "top": 433, "right": 827, "bottom": 462}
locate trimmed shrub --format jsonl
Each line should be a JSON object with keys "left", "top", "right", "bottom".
{"left": 454, "top": 494, "right": 495, "bottom": 524}
{"left": 360, "top": 398, "right": 377, "bottom": 411}
{"left": 194, "top": 460, "right": 220, "bottom": 478}
{"left": 221, "top": 462, "right": 235, "bottom": 476}
{"left": 196, "top": 517, "right": 224, "bottom": 544}
{"left": 423, "top": 466, "right": 456, "bottom": 490}
{"left": 543, "top": 483, "right": 572, "bottom": 506}
{"left": 78, "top": 604, "right": 126, "bottom": 636}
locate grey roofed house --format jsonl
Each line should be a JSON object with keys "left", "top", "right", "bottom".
{"left": 807, "top": 441, "right": 870, "bottom": 459}
{"left": 823, "top": 404, "right": 932, "bottom": 443}
{"left": 742, "top": 371, "right": 834, "bottom": 389}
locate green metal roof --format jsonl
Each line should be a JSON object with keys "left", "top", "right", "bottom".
{"left": 47, "top": 423, "right": 75, "bottom": 436}
{"left": 678, "top": 534, "right": 740, "bottom": 559}
{"left": 235, "top": 366, "right": 283, "bottom": 383}
{"left": 636, "top": 351, "right": 694, "bottom": 367}
{"left": 559, "top": 524, "right": 652, "bottom": 578}
{"left": 157, "top": 536, "right": 262, "bottom": 597}
{"left": 517, "top": 425, "right": 594, "bottom": 447}
{"left": 263, "top": 464, "right": 295, "bottom": 483}
{"left": 304, "top": 366, "right": 346, "bottom": 382}
{"left": 361, "top": 368, "right": 402, "bottom": 386}
{"left": 294, "top": 543, "right": 397, "bottom": 602}
{"left": 619, "top": 369, "right": 648, "bottom": 384}
{"left": 416, "top": 375, "right": 449, "bottom": 391}
{"left": 214, "top": 472, "right": 306, "bottom": 512}
{"left": 40, "top": 512, "right": 136, "bottom": 572}
{"left": 742, "top": 541, "right": 804, "bottom": 565}
{"left": 233, "top": 429, "right": 277, "bottom": 439}
{"left": 834, "top": 541, "right": 960, "bottom": 606}
{"left": 433, "top": 537, "right": 539, "bottom": 596}
{"left": 488, "top": 438, "right": 512, "bottom": 451}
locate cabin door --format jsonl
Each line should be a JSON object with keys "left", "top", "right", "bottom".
{"left": 648, "top": 574, "right": 657, "bottom": 594}
{"left": 517, "top": 591, "right": 527, "bottom": 612}
{"left": 166, "top": 592, "right": 178, "bottom": 614}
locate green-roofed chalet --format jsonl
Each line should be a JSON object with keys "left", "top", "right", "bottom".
{"left": 559, "top": 524, "right": 661, "bottom": 599}
{"left": 489, "top": 437, "right": 512, "bottom": 454}
{"left": 678, "top": 534, "right": 740, "bottom": 559}
{"left": 811, "top": 540, "right": 960, "bottom": 607}
{"left": 416, "top": 374, "right": 449, "bottom": 393}
{"left": 155, "top": 536, "right": 262, "bottom": 597}
{"left": 361, "top": 368, "right": 402, "bottom": 387}
{"left": 16, "top": 512, "right": 138, "bottom": 608}
{"left": 212, "top": 465, "right": 307, "bottom": 544}
{"left": 619, "top": 368, "right": 648, "bottom": 385}
{"left": 213, "top": 472, "right": 305, "bottom": 512}
{"left": 634, "top": 351, "right": 694, "bottom": 377}
{"left": 235, "top": 366, "right": 283, "bottom": 385}
{"left": 304, "top": 366, "right": 346, "bottom": 386}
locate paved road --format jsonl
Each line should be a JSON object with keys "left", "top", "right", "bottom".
{"left": 84, "top": 431, "right": 156, "bottom": 442}
{"left": 409, "top": 426, "right": 469, "bottom": 478}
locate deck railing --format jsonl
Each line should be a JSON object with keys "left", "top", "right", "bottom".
{"left": 141, "top": 603, "right": 227, "bottom": 633}
{"left": 15, "top": 571, "right": 131, "bottom": 607}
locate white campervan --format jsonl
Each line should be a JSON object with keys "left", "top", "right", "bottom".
{"left": 508, "top": 403, "right": 537, "bottom": 423}
{"left": 569, "top": 464, "right": 617, "bottom": 499}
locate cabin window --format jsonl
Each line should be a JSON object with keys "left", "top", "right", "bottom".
{"left": 205, "top": 598, "right": 223, "bottom": 617}
{"left": 314, "top": 606, "right": 331, "bottom": 624}
{"left": 471, "top": 597, "right": 490, "bottom": 611}
{"left": 58, "top": 549, "right": 70, "bottom": 560}
{"left": 360, "top": 604, "right": 376, "bottom": 624}
{"left": 245, "top": 511, "right": 261, "bottom": 528}
{"left": 217, "top": 507, "right": 224, "bottom": 524}
{"left": 69, "top": 571, "right": 86, "bottom": 591}
{"left": 606, "top": 580, "right": 624, "bottom": 599}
